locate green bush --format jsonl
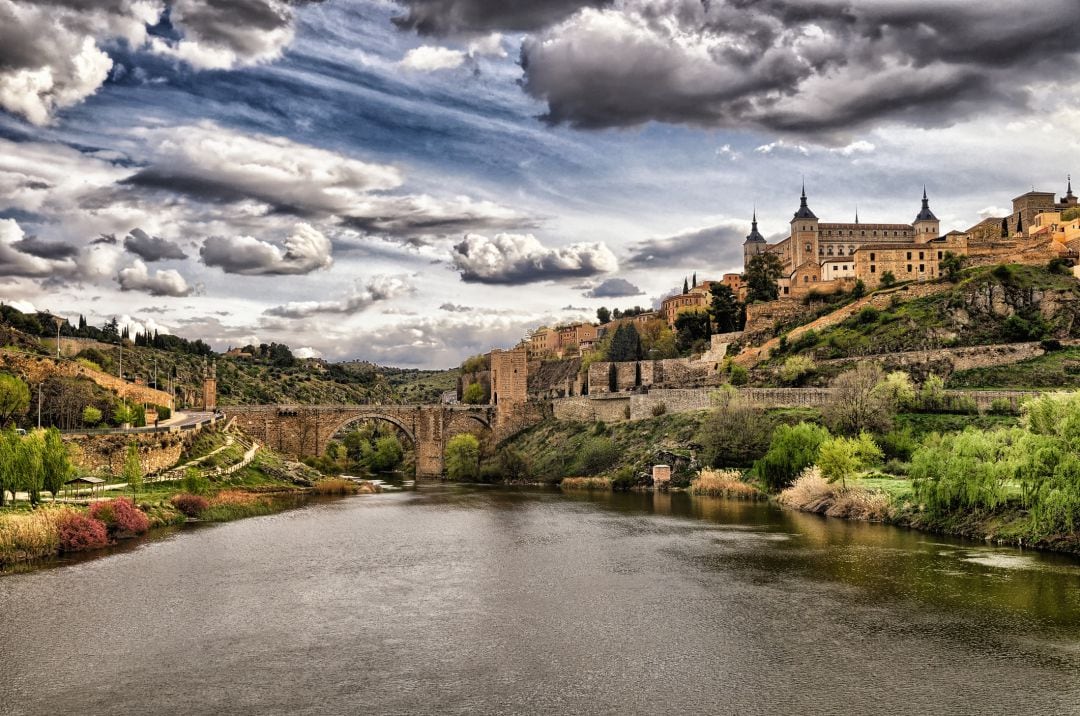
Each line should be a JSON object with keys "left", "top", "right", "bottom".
{"left": 572, "top": 437, "right": 620, "bottom": 476}
{"left": 879, "top": 427, "right": 918, "bottom": 461}
{"left": 728, "top": 363, "right": 749, "bottom": 386}
{"left": 610, "top": 466, "right": 637, "bottom": 491}
{"left": 754, "top": 422, "right": 830, "bottom": 492}
{"left": 697, "top": 401, "right": 773, "bottom": 468}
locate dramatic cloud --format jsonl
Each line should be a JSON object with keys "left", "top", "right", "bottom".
{"left": 11, "top": 235, "right": 79, "bottom": 260}
{"left": 400, "top": 45, "right": 466, "bottom": 71}
{"left": 116, "top": 259, "right": 193, "bottom": 297}
{"left": 452, "top": 232, "right": 616, "bottom": 284}
{"left": 200, "top": 223, "right": 333, "bottom": 275}
{"left": 392, "top": 0, "right": 607, "bottom": 35}
{"left": 123, "top": 228, "right": 188, "bottom": 262}
{"left": 584, "top": 277, "right": 642, "bottom": 298}
{"left": 0, "top": 1, "right": 316, "bottom": 124}
{"left": 264, "top": 274, "right": 414, "bottom": 318}
{"left": 0, "top": 219, "right": 76, "bottom": 277}
{"left": 625, "top": 222, "right": 743, "bottom": 269}
{"left": 520, "top": 0, "right": 1080, "bottom": 136}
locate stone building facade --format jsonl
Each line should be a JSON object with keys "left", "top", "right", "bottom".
{"left": 489, "top": 348, "right": 527, "bottom": 407}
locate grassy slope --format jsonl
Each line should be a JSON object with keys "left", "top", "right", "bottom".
{"left": 764, "top": 265, "right": 1080, "bottom": 368}
{"left": 947, "top": 346, "right": 1080, "bottom": 389}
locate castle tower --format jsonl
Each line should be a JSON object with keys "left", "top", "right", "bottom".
{"left": 742, "top": 209, "right": 767, "bottom": 270}
{"left": 790, "top": 182, "right": 819, "bottom": 268}
{"left": 202, "top": 359, "right": 217, "bottom": 411}
{"left": 913, "top": 187, "right": 940, "bottom": 243}
{"left": 1062, "top": 175, "right": 1078, "bottom": 208}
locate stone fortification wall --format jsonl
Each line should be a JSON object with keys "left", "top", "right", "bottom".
{"left": 586, "top": 358, "right": 718, "bottom": 395}
{"left": 552, "top": 386, "right": 1042, "bottom": 423}
{"left": 527, "top": 358, "right": 583, "bottom": 398}
{"left": 64, "top": 429, "right": 201, "bottom": 478}
{"left": 0, "top": 350, "right": 174, "bottom": 409}
{"left": 819, "top": 341, "right": 1073, "bottom": 377}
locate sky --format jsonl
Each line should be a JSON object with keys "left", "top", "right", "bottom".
{"left": 1, "top": 0, "right": 1079, "bottom": 368}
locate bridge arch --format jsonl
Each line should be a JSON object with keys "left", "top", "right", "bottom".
{"left": 328, "top": 413, "right": 417, "bottom": 448}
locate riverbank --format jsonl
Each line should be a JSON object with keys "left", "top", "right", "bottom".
{"left": 0, "top": 452, "right": 379, "bottom": 572}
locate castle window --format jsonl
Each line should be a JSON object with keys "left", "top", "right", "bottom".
{"left": 870, "top": 253, "right": 875, "bottom": 261}
{"left": 906, "top": 251, "right": 912, "bottom": 260}
{"left": 804, "top": 276, "right": 809, "bottom": 283}
{"left": 873, "top": 230, "right": 878, "bottom": 237}
{"left": 870, "top": 265, "right": 876, "bottom": 273}
{"left": 907, "top": 264, "right": 913, "bottom": 273}
{"left": 827, "top": 246, "right": 834, "bottom": 256}
{"left": 920, "top": 264, "right": 925, "bottom": 272}
{"left": 805, "top": 243, "right": 812, "bottom": 252}
{"left": 919, "top": 252, "right": 924, "bottom": 260}
{"left": 938, "top": 251, "right": 943, "bottom": 259}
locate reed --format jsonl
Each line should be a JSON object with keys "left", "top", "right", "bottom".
{"left": 559, "top": 477, "right": 612, "bottom": 491}
{"left": 690, "top": 469, "right": 765, "bottom": 500}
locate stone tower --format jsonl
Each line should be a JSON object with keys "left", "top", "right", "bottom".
{"left": 201, "top": 359, "right": 217, "bottom": 411}
{"left": 913, "top": 187, "right": 940, "bottom": 242}
{"left": 743, "top": 209, "right": 767, "bottom": 270}
{"left": 790, "top": 183, "right": 819, "bottom": 269}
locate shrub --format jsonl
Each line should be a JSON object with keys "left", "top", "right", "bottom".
{"left": 445, "top": 433, "right": 481, "bottom": 481}
{"left": 572, "top": 437, "right": 620, "bottom": 476}
{"left": 170, "top": 493, "right": 210, "bottom": 517}
{"left": 1040, "top": 339, "right": 1063, "bottom": 352}
{"left": 778, "top": 467, "right": 890, "bottom": 521}
{"left": 0, "top": 508, "right": 68, "bottom": 564}
{"left": 559, "top": 477, "right": 611, "bottom": 491}
{"left": 879, "top": 427, "right": 918, "bottom": 461}
{"left": 780, "top": 355, "right": 816, "bottom": 385}
{"left": 690, "top": 469, "right": 764, "bottom": 500}
{"left": 754, "top": 422, "right": 830, "bottom": 492}
{"left": 182, "top": 468, "right": 211, "bottom": 495}
{"left": 697, "top": 398, "right": 773, "bottom": 468}
{"left": 89, "top": 498, "right": 150, "bottom": 536}
{"left": 57, "top": 512, "right": 109, "bottom": 553}
{"left": 728, "top": 363, "right": 749, "bottom": 386}
{"left": 992, "top": 263, "right": 1014, "bottom": 282}
{"left": 880, "top": 271, "right": 897, "bottom": 288}
{"left": 610, "top": 466, "right": 637, "bottom": 491}
{"left": 200, "top": 490, "right": 274, "bottom": 522}
{"left": 817, "top": 433, "right": 883, "bottom": 489}
{"left": 857, "top": 306, "right": 880, "bottom": 325}
{"left": 823, "top": 363, "right": 894, "bottom": 435}
{"left": 311, "top": 478, "right": 360, "bottom": 495}
{"left": 651, "top": 402, "right": 668, "bottom": 417}
{"left": 497, "top": 448, "right": 531, "bottom": 482}
{"left": 82, "top": 405, "right": 102, "bottom": 427}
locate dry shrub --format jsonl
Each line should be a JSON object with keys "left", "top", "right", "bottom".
{"left": 560, "top": 477, "right": 612, "bottom": 491}
{"left": 778, "top": 466, "right": 891, "bottom": 522}
{"left": 210, "top": 490, "right": 261, "bottom": 507}
{"left": 690, "top": 469, "right": 765, "bottom": 500}
{"left": 89, "top": 498, "right": 150, "bottom": 536}
{"left": 57, "top": 512, "right": 109, "bottom": 553}
{"left": 312, "top": 478, "right": 360, "bottom": 495}
{"left": 0, "top": 508, "right": 70, "bottom": 565}
{"left": 356, "top": 481, "right": 381, "bottom": 494}
{"left": 201, "top": 490, "right": 274, "bottom": 522}
{"left": 170, "top": 493, "right": 210, "bottom": 518}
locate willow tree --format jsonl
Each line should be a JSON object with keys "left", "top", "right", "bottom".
{"left": 42, "top": 427, "right": 72, "bottom": 500}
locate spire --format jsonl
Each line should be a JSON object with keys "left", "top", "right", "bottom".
{"left": 854, "top": 204, "right": 859, "bottom": 224}
{"left": 1068, "top": 174, "right": 1074, "bottom": 199}
{"left": 915, "top": 186, "right": 937, "bottom": 222}
{"left": 745, "top": 207, "right": 766, "bottom": 243}
{"left": 793, "top": 181, "right": 817, "bottom": 220}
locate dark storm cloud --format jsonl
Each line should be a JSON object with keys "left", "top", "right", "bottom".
{"left": 11, "top": 236, "right": 80, "bottom": 260}
{"left": 392, "top": 0, "right": 607, "bottom": 35}
{"left": 92, "top": 234, "right": 119, "bottom": 245}
{"left": 520, "top": 0, "right": 1080, "bottom": 136}
{"left": 123, "top": 228, "right": 188, "bottom": 262}
{"left": 584, "top": 277, "right": 642, "bottom": 298}
{"left": 625, "top": 224, "right": 743, "bottom": 269}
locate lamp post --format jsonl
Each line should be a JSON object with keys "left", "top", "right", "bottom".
{"left": 53, "top": 316, "right": 63, "bottom": 360}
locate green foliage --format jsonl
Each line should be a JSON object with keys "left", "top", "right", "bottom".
{"left": 608, "top": 323, "right": 643, "bottom": 362}
{"left": 1003, "top": 312, "right": 1050, "bottom": 341}
{"left": 745, "top": 252, "right": 784, "bottom": 303}
{"left": 496, "top": 448, "right": 531, "bottom": 482}
{"left": 910, "top": 429, "right": 1017, "bottom": 518}
{"left": 182, "top": 468, "right": 210, "bottom": 495}
{"left": 818, "top": 433, "right": 883, "bottom": 489}
{"left": 445, "top": 433, "right": 480, "bottom": 481}
{"left": 822, "top": 363, "right": 894, "bottom": 435}
{"left": 879, "top": 427, "right": 918, "bottom": 462}
{"left": 596, "top": 307, "right": 611, "bottom": 325}
{"left": 674, "top": 311, "right": 711, "bottom": 354}
{"left": 17, "top": 430, "right": 45, "bottom": 505}
{"left": 880, "top": 271, "right": 897, "bottom": 288}
{"left": 779, "top": 355, "right": 815, "bottom": 386}
{"left": 754, "top": 422, "right": 831, "bottom": 492}
{"left": 857, "top": 306, "right": 880, "bottom": 324}
{"left": 709, "top": 283, "right": 743, "bottom": 333}
{"left": 370, "top": 436, "right": 405, "bottom": 472}
{"left": 728, "top": 362, "right": 749, "bottom": 386}
{"left": 462, "top": 382, "right": 484, "bottom": 404}
{"left": 571, "top": 437, "right": 620, "bottom": 476}
{"left": 940, "top": 251, "right": 965, "bottom": 282}
{"left": 851, "top": 280, "right": 866, "bottom": 298}
{"left": 610, "top": 465, "right": 637, "bottom": 491}
{"left": 875, "top": 371, "right": 916, "bottom": 411}
{"left": 0, "top": 373, "right": 30, "bottom": 427}
{"left": 697, "top": 396, "right": 773, "bottom": 468}
{"left": 123, "top": 442, "right": 144, "bottom": 499}
{"left": 41, "top": 428, "right": 71, "bottom": 499}
{"left": 112, "top": 402, "right": 133, "bottom": 426}
{"left": 82, "top": 405, "right": 102, "bottom": 427}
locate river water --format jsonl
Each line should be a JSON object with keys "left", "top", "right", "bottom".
{"left": 2, "top": 486, "right": 1080, "bottom": 715}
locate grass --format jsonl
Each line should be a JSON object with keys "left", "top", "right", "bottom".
{"left": 689, "top": 469, "right": 765, "bottom": 500}
{"left": 311, "top": 478, "right": 361, "bottom": 495}
{"left": 894, "top": 412, "right": 1020, "bottom": 436}
{"left": 778, "top": 468, "right": 891, "bottom": 522}
{"left": 0, "top": 507, "right": 68, "bottom": 566}
{"left": 858, "top": 476, "right": 915, "bottom": 501}
{"left": 559, "top": 477, "right": 612, "bottom": 491}
{"left": 198, "top": 490, "right": 276, "bottom": 522}
{"left": 948, "top": 347, "right": 1080, "bottom": 390}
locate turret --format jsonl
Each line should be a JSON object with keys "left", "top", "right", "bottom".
{"left": 913, "top": 187, "right": 940, "bottom": 242}
{"left": 790, "top": 182, "right": 819, "bottom": 267}
{"left": 743, "top": 209, "right": 767, "bottom": 270}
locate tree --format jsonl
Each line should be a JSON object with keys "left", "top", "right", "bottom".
{"left": 682, "top": 277, "right": 689, "bottom": 294}
{"left": 445, "top": 433, "right": 480, "bottom": 480}
{"left": 596, "top": 307, "right": 611, "bottom": 325}
{"left": 674, "top": 311, "right": 711, "bottom": 354}
{"left": 692, "top": 272, "right": 697, "bottom": 287}
{"left": 18, "top": 431, "right": 45, "bottom": 506}
{"left": 875, "top": 371, "right": 916, "bottom": 411}
{"left": 0, "top": 431, "right": 17, "bottom": 506}
{"left": 0, "top": 373, "right": 30, "bottom": 427}
{"left": 709, "top": 284, "right": 742, "bottom": 333}
{"left": 82, "top": 405, "right": 102, "bottom": 427}
{"left": 940, "top": 251, "right": 965, "bottom": 282}
{"left": 780, "top": 355, "right": 816, "bottom": 386}
{"left": 818, "top": 433, "right": 882, "bottom": 489}
{"left": 608, "top": 323, "right": 643, "bottom": 362}
{"left": 880, "top": 270, "right": 897, "bottom": 288}
{"left": 123, "top": 442, "right": 143, "bottom": 500}
{"left": 638, "top": 319, "right": 678, "bottom": 360}
{"left": 822, "top": 363, "right": 894, "bottom": 435}
{"left": 744, "top": 253, "right": 784, "bottom": 303}
{"left": 112, "top": 402, "right": 133, "bottom": 427}
{"left": 371, "top": 436, "right": 405, "bottom": 472}
{"left": 462, "top": 382, "right": 484, "bottom": 404}
{"left": 41, "top": 427, "right": 71, "bottom": 500}
{"left": 754, "top": 422, "right": 831, "bottom": 492}
{"left": 697, "top": 392, "right": 773, "bottom": 468}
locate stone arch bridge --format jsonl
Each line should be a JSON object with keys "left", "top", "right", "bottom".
{"left": 222, "top": 404, "right": 529, "bottom": 479}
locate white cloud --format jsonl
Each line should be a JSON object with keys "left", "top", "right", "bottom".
{"left": 116, "top": 259, "right": 193, "bottom": 297}
{"left": 264, "top": 274, "right": 414, "bottom": 318}
{"left": 200, "top": 223, "right": 333, "bottom": 276}
{"left": 400, "top": 45, "right": 467, "bottom": 71}
{"left": 452, "top": 232, "right": 617, "bottom": 284}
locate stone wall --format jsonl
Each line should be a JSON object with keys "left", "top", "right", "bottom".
{"left": 0, "top": 350, "right": 174, "bottom": 409}
{"left": 819, "top": 341, "right": 1064, "bottom": 377}
{"left": 552, "top": 395, "right": 631, "bottom": 422}
{"left": 64, "top": 429, "right": 199, "bottom": 478}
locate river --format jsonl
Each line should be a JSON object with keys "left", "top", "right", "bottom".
{"left": 2, "top": 486, "right": 1079, "bottom": 715}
